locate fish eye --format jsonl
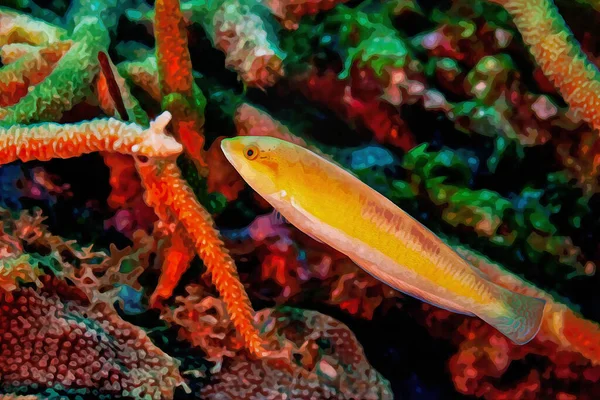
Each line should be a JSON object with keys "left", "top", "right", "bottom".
{"left": 244, "top": 145, "right": 259, "bottom": 160}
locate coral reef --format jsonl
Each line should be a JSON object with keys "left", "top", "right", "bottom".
{"left": 0, "top": 113, "right": 182, "bottom": 164}
{"left": 201, "top": 307, "right": 393, "bottom": 399}
{"left": 0, "top": 277, "right": 183, "bottom": 399}
{"left": 2, "top": 0, "right": 600, "bottom": 398}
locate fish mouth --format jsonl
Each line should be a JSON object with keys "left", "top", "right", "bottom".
{"left": 220, "top": 138, "right": 242, "bottom": 171}
{"left": 220, "top": 137, "right": 257, "bottom": 185}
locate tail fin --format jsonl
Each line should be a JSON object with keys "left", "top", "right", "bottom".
{"left": 476, "top": 283, "right": 546, "bottom": 345}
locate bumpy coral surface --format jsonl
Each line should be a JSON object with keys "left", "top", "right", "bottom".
{"left": 3, "top": 0, "right": 600, "bottom": 398}
{"left": 199, "top": 307, "right": 393, "bottom": 399}
{"left": 0, "top": 275, "right": 183, "bottom": 399}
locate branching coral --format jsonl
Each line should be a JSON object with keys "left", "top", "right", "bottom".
{"left": 0, "top": 113, "right": 182, "bottom": 164}
{"left": 3, "top": 0, "right": 600, "bottom": 398}
{"left": 489, "top": 0, "right": 600, "bottom": 132}
{"left": 154, "top": 0, "right": 207, "bottom": 172}
{"left": 128, "top": 0, "right": 286, "bottom": 88}
{"left": 136, "top": 159, "right": 268, "bottom": 358}
{"left": 0, "top": 17, "right": 110, "bottom": 124}
{"left": 0, "top": 41, "right": 72, "bottom": 107}
{"left": 0, "top": 7, "right": 66, "bottom": 46}
{"left": 86, "top": 26, "right": 271, "bottom": 369}
{"left": 103, "top": 0, "right": 273, "bottom": 361}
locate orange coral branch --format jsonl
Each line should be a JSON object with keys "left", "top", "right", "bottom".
{"left": 137, "top": 159, "right": 267, "bottom": 358}
{"left": 0, "top": 7, "right": 66, "bottom": 46}
{"left": 0, "top": 41, "right": 72, "bottom": 107}
{"left": 154, "top": 0, "right": 207, "bottom": 171}
{"left": 150, "top": 224, "right": 196, "bottom": 307}
{"left": 0, "top": 43, "right": 39, "bottom": 64}
{"left": 0, "top": 40, "right": 71, "bottom": 65}
{"left": 0, "top": 113, "right": 182, "bottom": 164}
{"left": 96, "top": 46, "right": 267, "bottom": 361}
{"left": 154, "top": 0, "right": 193, "bottom": 96}
{"left": 491, "top": 0, "right": 600, "bottom": 131}
{"left": 92, "top": 49, "right": 197, "bottom": 309}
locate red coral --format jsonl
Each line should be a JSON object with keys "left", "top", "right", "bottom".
{"left": 206, "top": 137, "right": 245, "bottom": 202}
{"left": 155, "top": 0, "right": 207, "bottom": 171}
{"left": 297, "top": 66, "right": 417, "bottom": 152}
{"left": 150, "top": 225, "right": 196, "bottom": 307}
{"left": 102, "top": 153, "right": 156, "bottom": 236}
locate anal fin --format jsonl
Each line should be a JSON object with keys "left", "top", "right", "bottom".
{"left": 348, "top": 255, "right": 473, "bottom": 316}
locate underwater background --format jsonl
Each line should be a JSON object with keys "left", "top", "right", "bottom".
{"left": 1, "top": 0, "right": 600, "bottom": 398}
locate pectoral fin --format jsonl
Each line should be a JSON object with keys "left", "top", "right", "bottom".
{"left": 269, "top": 210, "right": 289, "bottom": 226}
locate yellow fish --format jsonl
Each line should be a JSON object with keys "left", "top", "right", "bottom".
{"left": 221, "top": 136, "right": 546, "bottom": 345}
